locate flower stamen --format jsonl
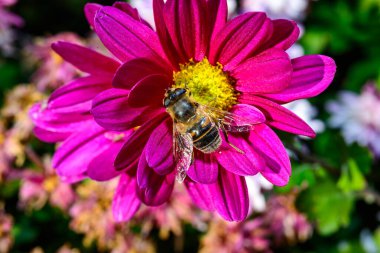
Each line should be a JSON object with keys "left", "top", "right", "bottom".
{"left": 173, "top": 58, "right": 237, "bottom": 111}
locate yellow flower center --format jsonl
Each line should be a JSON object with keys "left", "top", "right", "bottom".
{"left": 172, "top": 58, "right": 237, "bottom": 111}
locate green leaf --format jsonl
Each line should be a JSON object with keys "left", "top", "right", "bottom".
{"left": 374, "top": 228, "right": 380, "bottom": 249}
{"left": 337, "top": 159, "right": 367, "bottom": 192}
{"left": 298, "top": 180, "right": 354, "bottom": 236}
{"left": 337, "top": 240, "right": 367, "bottom": 253}
{"left": 301, "top": 31, "right": 330, "bottom": 55}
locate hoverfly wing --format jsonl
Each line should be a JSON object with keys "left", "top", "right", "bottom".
{"left": 199, "top": 105, "right": 264, "bottom": 133}
{"left": 173, "top": 126, "right": 193, "bottom": 183}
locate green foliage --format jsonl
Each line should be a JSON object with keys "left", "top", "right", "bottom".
{"left": 298, "top": 180, "right": 355, "bottom": 235}
{"left": 302, "top": 0, "right": 380, "bottom": 92}
{"left": 337, "top": 160, "right": 366, "bottom": 192}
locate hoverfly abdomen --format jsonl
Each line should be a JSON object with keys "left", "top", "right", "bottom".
{"left": 193, "top": 124, "right": 221, "bottom": 153}
{"left": 190, "top": 116, "right": 221, "bottom": 153}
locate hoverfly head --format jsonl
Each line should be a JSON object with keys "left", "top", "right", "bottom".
{"left": 163, "top": 88, "right": 187, "bottom": 108}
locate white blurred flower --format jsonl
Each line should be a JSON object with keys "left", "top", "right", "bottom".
{"left": 326, "top": 84, "right": 380, "bottom": 156}
{"left": 241, "top": 0, "right": 308, "bottom": 20}
{"left": 360, "top": 229, "right": 378, "bottom": 253}
{"left": 284, "top": 99, "right": 325, "bottom": 134}
{"left": 246, "top": 174, "right": 273, "bottom": 212}
{"left": 130, "top": 0, "right": 156, "bottom": 29}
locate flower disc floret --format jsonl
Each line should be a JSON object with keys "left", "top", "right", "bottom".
{"left": 173, "top": 58, "right": 237, "bottom": 110}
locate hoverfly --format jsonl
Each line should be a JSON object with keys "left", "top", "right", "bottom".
{"left": 163, "top": 88, "right": 264, "bottom": 183}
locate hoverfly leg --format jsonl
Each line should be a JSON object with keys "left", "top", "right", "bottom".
{"left": 221, "top": 125, "right": 245, "bottom": 154}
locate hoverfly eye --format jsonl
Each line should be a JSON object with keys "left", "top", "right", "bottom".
{"left": 163, "top": 97, "right": 171, "bottom": 107}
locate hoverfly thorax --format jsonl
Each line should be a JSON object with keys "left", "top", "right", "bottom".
{"left": 164, "top": 88, "right": 198, "bottom": 123}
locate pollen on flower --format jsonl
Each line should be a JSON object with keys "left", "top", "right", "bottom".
{"left": 173, "top": 58, "right": 237, "bottom": 110}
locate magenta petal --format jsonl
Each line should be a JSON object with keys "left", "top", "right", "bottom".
{"left": 261, "top": 19, "right": 299, "bottom": 51}
{"left": 30, "top": 103, "right": 92, "bottom": 141}
{"left": 94, "top": 6, "right": 166, "bottom": 63}
{"left": 229, "top": 104, "right": 266, "bottom": 124}
{"left": 92, "top": 88, "right": 162, "bottom": 131}
{"left": 209, "top": 169, "right": 249, "bottom": 221}
{"left": 232, "top": 48, "right": 292, "bottom": 93}
{"left": 137, "top": 149, "right": 153, "bottom": 189}
{"left": 263, "top": 55, "right": 337, "bottom": 103}
{"left": 52, "top": 42, "right": 120, "bottom": 76}
{"left": 145, "top": 119, "right": 174, "bottom": 175}
{"left": 163, "top": 0, "right": 206, "bottom": 60}
{"left": 113, "top": 58, "right": 171, "bottom": 90}
{"left": 185, "top": 180, "right": 214, "bottom": 211}
{"left": 87, "top": 133, "right": 130, "bottom": 181}
{"left": 136, "top": 175, "right": 175, "bottom": 206}
{"left": 112, "top": 2, "right": 142, "bottom": 22}
{"left": 137, "top": 153, "right": 175, "bottom": 207}
{"left": 114, "top": 113, "right": 167, "bottom": 171}
{"left": 207, "top": 0, "right": 228, "bottom": 42}
{"left": 33, "top": 126, "right": 71, "bottom": 143}
{"left": 153, "top": 0, "right": 182, "bottom": 68}
{"left": 216, "top": 133, "right": 262, "bottom": 176}
{"left": 84, "top": 3, "right": 102, "bottom": 28}
{"left": 52, "top": 122, "right": 109, "bottom": 180}
{"left": 161, "top": 0, "right": 188, "bottom": 63}
{"left": 48, "top": 75, "right": 111, "bottom": 113}
{"left": 240, "top": 96, "right": 316, "bottom": 137}
{"left": 128, "top": 74, "right": 170, "bottom": 107}
{"left": 187, "top": 151, "right": 218, "bottom": 184}
{"left": 112, "top": 173, "right": 141, "bottom": 222}
{"left": 113, "top": 2, "right": 152, "bottom": 28}
{"left": 249, "top": 124, "right": 291, "bottom": 186}
{"left": 60, "top": 174, "right": 86, "bottom": 184}
{"left": 209, "top": 12, "right": 272, "bottom": 70}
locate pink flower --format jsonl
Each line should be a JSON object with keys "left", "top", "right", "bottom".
{"left": 0, "top": 204, "right": 13, "bottom": 253}
{"left": 264, "top": 194, "right": 313, "bottom": 245}
{"left": 200, "top": 218, "right": 271, "bottom": 253}
{"left": 18, "top": 157, "right": 75, "bottom": 211}
{"left": 31, "top": 0, "right": 335, "bottom": 222}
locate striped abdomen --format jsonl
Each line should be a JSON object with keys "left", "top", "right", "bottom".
{"left": 188, "top": 116, "right": 221, "bottom": 153}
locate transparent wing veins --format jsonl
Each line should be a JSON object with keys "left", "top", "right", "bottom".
{"left": 199, "top": 105, "right": 263, "bottom": 132}
{"left": 173, "top": 125, "right": 193, "bottom": 183}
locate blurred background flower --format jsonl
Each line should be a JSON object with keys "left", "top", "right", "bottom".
{"left": 0, "top": 204, "right": 13, "bottom": 253}
{"left": 327, "top": 83, "right": 380, "bottom": 156}
{"left": 0, "top": 0, "right": 23, "bottom": 56}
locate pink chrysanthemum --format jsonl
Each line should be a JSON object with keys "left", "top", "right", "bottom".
{"left": 31, "top": 0, "right": 336, "bottom": 221}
